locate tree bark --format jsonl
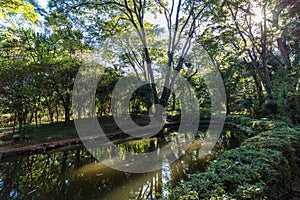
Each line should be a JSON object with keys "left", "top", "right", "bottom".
{"left": 272, "top": 10, "right": 291, "bottom": 69}
{"left": 261, "top": 5, "right": 272, "bottom": 97}
{"left": 35, "top": 108, "right": 38, "bottom": 128}
{"left": 56, "top": 106, "right": 59, "bottom": 122}
{"left": 12, "top": 112, "right": 17, "bottom": 138}
{"left": 64, "top": 106, "right": 70, "bottom": 122}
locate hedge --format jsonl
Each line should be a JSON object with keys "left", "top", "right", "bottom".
{"left": 169, "top": 115, "right": 300, "bottom": 200}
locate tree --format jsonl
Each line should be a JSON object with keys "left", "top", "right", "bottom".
{"left": 49, "top": 0, "right": 212, "bottom": 118}
{"left": 96, "top": 67, "right": 121, "bottom": 116}
{"left": 198, "top": 0, "right": 299, "bottom": 118}
{"left": 0, "top": 0, "right": 38, "bottom": 23}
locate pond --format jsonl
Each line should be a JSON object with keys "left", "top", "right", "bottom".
{"left": 0, "top": 126, "right": 241, "bottom": 200}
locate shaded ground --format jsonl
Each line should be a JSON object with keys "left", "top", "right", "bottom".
{"left": 292, "top": 166, "right": 300, "bottom": 200}
{"left": 0, "top": 128, "right": 12, "bottom": 138}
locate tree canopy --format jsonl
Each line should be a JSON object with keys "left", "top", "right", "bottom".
{"left": 0, "top": 0, "right": 299, "bottom": 132}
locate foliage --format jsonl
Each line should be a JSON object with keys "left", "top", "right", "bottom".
{"left": 242, "top": 135, "right": 296, "bottom": 172}
{"left": 227, "top": 115, "right": 300, "bottom": 161}
{"left": 1, "top": 0, "right": 299, "bottom": 129}
{"left": 200, "top": 0, "right": 300, "bottom": 119}
{"left": 226, "top": 115, "right": 288, "bottom": 136}
{"left": 0, "top": 115, "right": 14, "bottom": 128}
{"left": 170, "top": 116, "right": 299, "bottom": 200}
{"left": 0, "top": 0, "right": 38, "bottom": 23}
{"left": 170, "top": 147, "right": 291, "bottom": 200}
{"left": 96, "top": 67, "right": 121, "bottom": 116}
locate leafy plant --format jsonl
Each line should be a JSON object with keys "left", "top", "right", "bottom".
{"left": 170, "top": 116, "right": 299, "bottom": 200}
{"left": 170, "top": 147, "right": 291, "bottom": 200}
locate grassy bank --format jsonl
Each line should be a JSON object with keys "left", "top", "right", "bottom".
{"left": 170, "top": 115, "right": 300, "bottom": 199}
{"left": 0, "top": 121, "right": 78, "bottom": 143}
{"left": 0, "top": 116, "right": 152, "bottom": 144}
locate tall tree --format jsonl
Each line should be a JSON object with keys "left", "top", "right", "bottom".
{"left": 49, "top": 0, "right": 213, "bottom": 120}
{"left": 199, "top": 0, "right": 299, "bottom": 117}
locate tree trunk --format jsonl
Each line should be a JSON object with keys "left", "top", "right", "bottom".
{"left": 272, "top": 10, "right": 291, "bottom": 69}
{"left": 171, "top": 93, "right": 176, "bottom": 111}
{"left": 35, "top": 109, "right": 38, "bottom": 128}
{"left": 261, "top": 5, "right": 272, "bottom": 98}
{"left": 29, "top": 112, "right": 34, "bottom": 124}
{"left": 251, "top": 69, "right": 265, "bottom": 108}
{"left": 49, "top": 110, "right": 54, "bottom": 124}
{"left": 64, "top": 106, "right": 70, "bottom": 122}
{"left": 12, "top": 112, "right": 17, "bottom": 139}
{"left": 56, "top": 106, "right": 59, "bottom": 122}
{"left": 160, "top": 87, "right": 171, "bottom": 108}
{"left": 226, "top": 99, "right": 230, "bottom": 115}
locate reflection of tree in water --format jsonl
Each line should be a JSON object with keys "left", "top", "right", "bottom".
{"left": 0, "top": 128, "right": 238, "bottom": 199}
{"left": 0, "top": 145, "right": 162, "bottom": 199}
{"left": 0, "top": 147, "right": 148, "bottom": 199}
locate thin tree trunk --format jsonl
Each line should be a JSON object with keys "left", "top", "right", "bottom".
{"left": 272, "top": 10, "right": 291, "bottom": 69}
{"left": 12, "top": 112, "right": 17, "bottom": 139}
{"left": 49, "top": 110, "right": 54, "bottom": 124}
{"left": 261, "top": 5, "right": 272, "bottom": 97}
{"left": 35, "top": 109, "right": 38, "bottom": 128}
{"left": 56, "top": 106, "right": 59, "bottom": 122}
{"left": 64, "top": 106, "right": 70, "bottom": 122}
{"left": 171, "top": 93, "right": 176, "bottom": 111}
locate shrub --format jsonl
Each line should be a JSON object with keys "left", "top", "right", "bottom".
{"left": 242, "top": 135, "right": 297, "bottom": 171}
{"left": 262, "top": 98, "right": 278, "bottom": 115}
{"left": 170, "top": 147, "right": 291, "bottom": 200}
{"left": 0, "top": 114, "right": 14, "bottom": 128}
{"left": 226, "top": 115, "right": 288, "bottom": 136}
{"left": 170, "top": 116, "right": 298, "bottom": 200}
{"left": 242, "top": 126, "right": 300, "bottom": 172}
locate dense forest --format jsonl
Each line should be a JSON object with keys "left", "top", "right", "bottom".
{"left": 0, "top": 0, "right": 299, "bottom": 129}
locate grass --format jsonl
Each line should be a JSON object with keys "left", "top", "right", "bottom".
{"left": 1, "top": 121, "right": 78, "bottom": 143}
{"left": 0, "top": 115, "right": 153, "bottom": 144}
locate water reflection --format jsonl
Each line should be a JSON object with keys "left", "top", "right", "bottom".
{"left": 0, "top": 127, "right": 241, "bottom": 200}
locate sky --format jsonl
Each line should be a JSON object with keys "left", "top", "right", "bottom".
{"left": 36, "top": 0, "right": 170, "bottom": 28}
{"left": 37, "top": 0, "right": 48, "bottom": 9}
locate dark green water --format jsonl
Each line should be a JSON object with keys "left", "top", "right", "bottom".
{"left": 0, "top": 127, "right": 240, "bottom": 200}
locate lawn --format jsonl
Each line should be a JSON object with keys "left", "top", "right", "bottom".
{"left": 0, "top": 115, "right": 153, "bottom": 144}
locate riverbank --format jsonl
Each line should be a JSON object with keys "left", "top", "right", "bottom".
{"left": 0, "top": 116, "right": 181, "bottom": 159}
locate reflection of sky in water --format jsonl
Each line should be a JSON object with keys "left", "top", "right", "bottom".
{"left": 162, "top": 159, "right": 171, "bottom": 197}
{"left": 10, "top": 190, "right": 18, "bottom": 199}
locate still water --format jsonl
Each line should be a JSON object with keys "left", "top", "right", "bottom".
{"left": 0, "top": 127, "right": 240, "bottom": 200}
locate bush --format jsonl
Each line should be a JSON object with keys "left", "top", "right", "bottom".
{"left": 170, "top": 147, "right": 291, "bottom": 200}
{"left": 262, "top": 98, "right": 278, "bottom": 115}
{"left": 226, "top": 115, "right": 288, "bottom": 136}
{"left": 242, "top": 135, "right": 297, "bottom": 172}
{"left": 0, "top": 114, "right": 14, "bottom": 128}
{"left": 170, "top": 116, "right": 299, "bottom": 200}
{"left": 242, "top": 126, "right": 300, "bottom": 173}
